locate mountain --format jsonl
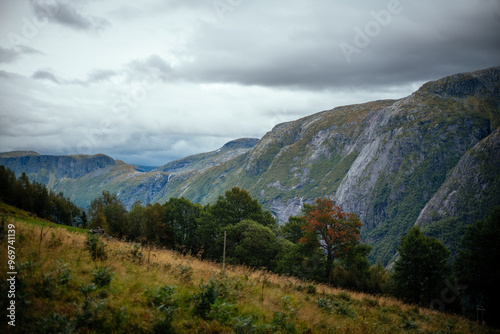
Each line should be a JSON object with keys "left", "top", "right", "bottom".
{"left": 2, "top": 66, "right": 499, "bottom": 265}
{"left": 0, "top": 138, "right": 258, "bottom": 210}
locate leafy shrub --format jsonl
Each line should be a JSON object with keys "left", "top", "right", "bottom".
{"left": 335, "top": 303, "right": 356, "bottom": 319}
{"left": 192, "top": 279, "right": 219, "bottom": 318}
{"left": 316, "top": 296, "right": 340, "bottom": 313}
{"left": 85, "top": 234, "right": 107, "bottom": 260}
{"left": 76, "top": 299, "right": 107, "bottom": 329}
{"left": 130, "top": 244, "right": 144, "bottom": 262}
{"left": 362, "top": 297, "right": 379, "bottom": 308}
{"left": 91, "top": 267, "right": 114, "bottom": 288}
{"left": 207, "top": 300, "right": 238, "bottom": 325}
{"left": 40, "top": 312, "right": 74, "bottom": 334}
{"left": 337, "top": 291, "right": 351, "bottom": 301}
{"left": 272, "top": 311, "right": 297, "bottom": 333}
{"left": 317, "top": 294, "right": 355, "bottom": 318}
{"left": 144, "top": 285, "right": 178, "bottom": 310}
{"left": 55, "top": 260, "right": 72, "bottom": 285}
{"left": 79, "top": 283, "right": 97, "bottom": 299}
{"left": 378, "top": 309, "right": 392, "bottom": 324}
{"left": 400, "top": 318, "right": 419, "bottom": 331}
{"left": 271, "top": 296, "right": 298, "bottom": 333}
{"left": 306, "top": 284, "right": 317, "bottom": 295}
{"left": 47, "top": 232, "right": 63, "bottom": 248}
{"left": 41, "top": 272, "right": 57, "bottom": 298}
{"left": 177, "top": 264, "right": 193, "bottom": 283}
{"left": 232, "top": 315, "right": 264, "bottom": 333}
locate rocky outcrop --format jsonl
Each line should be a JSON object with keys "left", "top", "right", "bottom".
{"left": 155, "top": 137, "right": 258, "bottom": 174}
{"left": 415, "top": 129, "right": 500, "bottom": 228}
{"left": 2, "top": 67, "right": 499, "bottom": 265}
{"left": 0, "top": 153, "right": 117, "bottom": 181}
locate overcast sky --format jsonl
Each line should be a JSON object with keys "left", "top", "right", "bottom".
{"left": 0, "top": 0, "right": 499, "bottom": 166}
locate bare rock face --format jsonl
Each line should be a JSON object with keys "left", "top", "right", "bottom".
{"left": 415, "top": 129, "right": 500, "bottom": 228}
{"left": 2, "top": 67, "right": 499, "bottom": 264}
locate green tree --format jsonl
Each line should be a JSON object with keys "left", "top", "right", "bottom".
{"left": 164, "top": 197, "right": 201, "bottom": 254}
{"left": 88, "top": 191, "right": 127, "bottom": 237}
{"left": 209, "top": 187, "right": 276, "bottom": 228}
{"left": 195, "top": 188, "right": 277, "bottom": 260}
{"left": 195, "top": 207, "right": 220, "bottom": 259}
{"left": 281, "top": 216, "right": 304, "bottom": 244}
{"left": 276, "top": 242, "right": 326, "bottom": 282}
{"left": 125, "top": 201, "right": 146, "bottom": 241}
{"left": 224, "top": 219, "right": 284, "bottom": 270}
{"left": 367, "top": 263, "right": 391, "bottom": 294}
{"left": 143, "top": 203, "right": 169, "bottom": 246}
{"left": 393, "top": 226, "right": 451, "bottom": 306}
{"left": 18, "top": 172, "right": 35, "bottom": 213}
{"left": 332, "top": 243, "right": 372, "bottom": 291}
{"left": 455, "top": 207, "right": 500, "bottom": 327}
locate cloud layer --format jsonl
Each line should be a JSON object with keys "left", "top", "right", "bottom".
{"left": 0, "top": 0, "right": 499, "bottom": 166}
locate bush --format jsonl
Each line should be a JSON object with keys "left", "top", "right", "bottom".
{"left": 177, "top": 264, "right": 193, "bottom": 283}
{"left": 79, "top": 283, "right": 97, "bottom": 299}
{"left": 337, "top": 291, "right": 351, "bottom": 302}
{"left": 55, "top": 260, "right": 72, "bottom": 285}
{"left": 306, "top": 284, "right": 317, "bottom": 295}
{"left": 47, "top": 232, "right": 63, "bottom": 248}
{"left": 86, "top": 234, "right": 107, "bottom": 260}
{"left": 130, "top": 244, "right": 144, "bottom": 262}
{"left": 144, "top": 285, "right": 178, "bottom": 310}
{"left": 207, "top": 300, "right": 238, "bottom": 325}
{"left": 336, "top": 303, "right": 356, "bottom": 319}
{"left": 40, "top": 312, "right": 74, "bottom": 334}
{"left": 91, "top": 267, "right": 114, "bottom": 288}
{"left": 272, "top": 296, "right": 298, "bottom": 333}
{"left": 316, "top": 296, "right": 340, "bottom": 313}
{"left": 193, "top": 279, "right": 219, "bottom": 318}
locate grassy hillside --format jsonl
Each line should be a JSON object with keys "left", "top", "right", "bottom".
{"left": 1, "top": 204, "right": 497, "bottom": 333}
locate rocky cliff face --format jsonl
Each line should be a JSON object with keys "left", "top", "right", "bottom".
{"left": 0, "top": 138, "right": 258, "bottom": 210}
{"left": 2, "top": 67, "right": 499, "bottom": 265}
{"left": 152, "top": 66, "right": 500, "bottom": 264}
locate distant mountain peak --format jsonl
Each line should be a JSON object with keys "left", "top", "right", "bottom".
{"left": 221, "top": 138, "right": 259, "bottom": 150}
{"left": 0, "top": 151, "right": 40, "bottom": 158}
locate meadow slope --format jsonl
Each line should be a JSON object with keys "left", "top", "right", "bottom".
{"left": 1, "top": 204, "right": 497, "bottom": 333}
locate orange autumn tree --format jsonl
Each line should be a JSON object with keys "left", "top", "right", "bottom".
{"left": 300, "top": 198, "right": 362, "bottom": 284}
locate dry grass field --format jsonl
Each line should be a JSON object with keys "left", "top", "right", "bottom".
{"left": 1, "top": 203, "right": 497, "bottom": 333}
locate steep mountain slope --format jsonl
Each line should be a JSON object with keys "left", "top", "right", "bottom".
{"left": 2, "top": 66, "right": 499, "bottom": 265}
{"left": 153, "top": 66, "right": 500, "bottom": 264}
{"left": 0, "top": 138, "right": 258, "bottom": 209}
{"left": 155, "top": 138, "right": 258, "bottom": 174}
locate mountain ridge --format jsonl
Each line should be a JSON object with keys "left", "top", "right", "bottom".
{"left": 1, "top": 66, "right": 499, "bottom": 265}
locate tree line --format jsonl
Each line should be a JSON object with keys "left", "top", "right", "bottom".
{"left": 86, "top": 185, "right": 500, "bottom": 327}
{"left": 1, "top": 165, "right": 498, "bottom": 327}
{"left": 0, "top": 165, "right": 86, "bottom": 226}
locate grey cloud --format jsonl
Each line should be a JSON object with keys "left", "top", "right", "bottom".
{"left": 0, "top": 46, "right": 17, "bottom": 63}
{"left": 173, "top": 0, "right": 500, "bottom": 91}
{"left": 126, "top": 55, "right": 172, "bottom": 82}
{"left": 86, "top": 69, "right": 119, "bottom": 84}
{"left": 30, "top": 0, "right": 110, "bottom": 32}
{"left": 29, "top": 56, "right": 170, "bottom": 87}
{"left": 32, "top": 70, "right": 60, "bottom": 84}
{"left": 0, "top": 45, "right": 44, "bottom": 63}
